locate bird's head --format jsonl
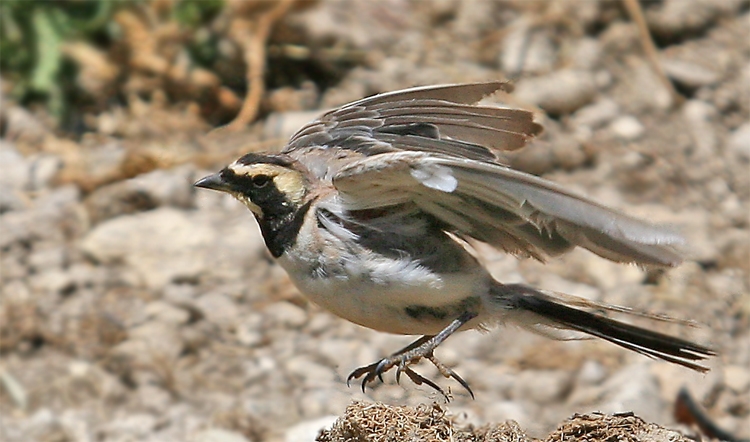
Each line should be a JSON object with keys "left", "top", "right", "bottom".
{"left": 194, "top": 153, "right": 309, "bottom": 219}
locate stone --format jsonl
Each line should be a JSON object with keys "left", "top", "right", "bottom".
{"left": 194, "top": 292, "right": 240, "bottom": 326}
{"left": 682, "top": 100, "right": 718, "bottom": 160}
{"left": 515, "top": 70, "right": 598, "bottom": 116}
{"left": 570, "top": 38, "right": 602, "bottom": 71}
{"left": 597, "top": 363, "right": 664, "bottom": 420}
{"left": 724, "top": 365, "right": 750, "bottom": 393}
{"left": 264, "top": 302, "right": 308, "bottom": 329}
{"left": 284, "top": 415, "right": 338, "bottom": 442}
{"left": 512, "top": 370, "right": 573, "bottom": 404}
{"left": 144, "top": 301, "right": 191, "bottom": 325}
{"left": 662, "top": 59, "right": 720, "bottom": 89}
{"left": 572, "top": 99, "right": 620, "bottom": 129}
{"left": 609, "top": 115, "right": 645, "bottom": 141}
{"left": 727, "top": 122, "right": 750, "bottom": 161}
{"left": 193, "top": 429, "right": 250, "bottom": 442}
{"left": 500, "top": 18, "right": 557, "bottom": 75}
{"left": 0, "top": 143, "right": 31, "bottom": 190}
{"left": 28, "top": 155, "right": 62, "bottom": 190}
{"left": 79, "top": 208, "right": 216, "bottom": 290}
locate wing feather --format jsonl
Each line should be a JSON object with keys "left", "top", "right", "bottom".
{"left": 281, "top": 82, "right": 682, "bottom": 266}
{"left": 284, "top": 82, "right": 540, "bottom": 156}
{"left": 334, "top": 152, "right": 683, "bottom": 266}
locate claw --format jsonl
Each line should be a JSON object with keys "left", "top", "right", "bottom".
{"left": 403, "top": 367, "right": 448, "bottom": 400}
{"left": 344, "top": 313, "right": 477, "bottom": 397}
{"left": 445, "top": 366, "right": 474, "bottom": 399}
{"left": 427, "top": 354, "right": 475, "bottom": 399}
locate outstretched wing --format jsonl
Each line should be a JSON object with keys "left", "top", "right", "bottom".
{"left": 284, "top": 81, "right": 542, "bottom": 160}
{"left": 332, "top": 152, "right": 683, "bottom": 265}
{"left": 285, "top": 82, "right": 683, "bottom": 265}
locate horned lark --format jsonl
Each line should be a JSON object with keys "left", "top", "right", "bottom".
{"left": 196, "top": 82, "right": 714, "bottom": 397}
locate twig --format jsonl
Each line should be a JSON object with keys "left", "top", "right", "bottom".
{"left": 622, "top": 0, "right": 682, "bottom": 108}
{"left": 227, "top": 0, "right": 297, "bottom": 131}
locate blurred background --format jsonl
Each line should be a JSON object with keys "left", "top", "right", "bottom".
{"left": 1, "top": 0, "right": 748, "bottom": 441}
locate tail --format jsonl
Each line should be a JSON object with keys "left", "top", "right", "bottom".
{"left": 493, "top": 283, "right": 716, "bottom": 372}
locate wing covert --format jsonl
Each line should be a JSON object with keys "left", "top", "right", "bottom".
{"left": 333, "top": 152, "right": 684, "bottom": 266}
{"left": 284, "top": 82, "right": 542, "bottom": 158}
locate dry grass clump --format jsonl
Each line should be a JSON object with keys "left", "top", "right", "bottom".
{"left": 317, "top": 402, "right": 694, "bottom": 442}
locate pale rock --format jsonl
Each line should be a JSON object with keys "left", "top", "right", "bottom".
{"left": 570, "top": 37, "right": 602, "bottom": 71}
{"left": 0, "top": 143, "right": 31, "bottom": 190}
{"left": 27, "top": 246, "right": 67, "bottom": 272}
{"left": 162, "top": 283, "right": 199, "bottom": 304}
{"left": 577, "top": 360, "right": 608, "bottom": 386}
{"left": 501, "top": 18, "right": 557, "bottom": 75}
{"left": 264, "top": 302, "right": 308, "bottom": 329}
{"left": 579, "top": 252, "right": 644, "bottom": 292}
{"left": 2, "top": 107, "right": 50, "bottom": 143}
{"left": 193, "top": 429, "right": 250, "bottom": 442}
{"left": 297, "top": 389, "right": 349, "bottom": 418}
{"left": 515, "top": 70, "right": 597, "bottom": 115}
{"left": 29, "top": 269, "right": 74, "bottom": 294}
{"left": 84, "top": 166, "right": 195, "bottom": 223}
{"left": 317, "top": 338, "right": 360, "bottom": 367}
{"left": 21, "top": 408, "right": 58, "bottom": 440}
{"left": 727, "top": 122, "right": 750, "bottom": 161}
{"left": 512, "top": 370, "right": 573, "bottom": 404}
{"left": 99, "top": 414, "right": 159, "bottom": 440}
{"left": 2, "top": 279, "right": 31, "bottom": 301}
{"left": 136, "top": 384, "right": 173, "bottom": 413}
{"left": 236, "top": 312, "right": 265, "bottom": 347}
{"left": 56, "top": 410, "right": 91, "bottom": 442}
{"left": 243, "top": 356, "right": 278, "bottom": 384}
{"left": 114, "top": 320, "right": 184, "bottom": 367}
{"left": 662, "top": 58, "right": 720, "bottom": 88}
{"left": 483, "top": 400, "right": 531, "bottom": 428}
{"left": 195, "top": 292, "right": 240, "bottom": 326}
{"left": 0, "top": 186, "right": 81, "bottom": 248}
{"left": 682, "top": 100, "right": 718, "bottom": 160}
{"left": 286, "top": 355, "right": 336, "bottom": 384}
{"left": 264, "top": 111, "right": 321, "bottom": 142}
{"left": 28, "top": 155, "right": 62, "bottom": 190}
{"left": 646, "top": 0, "right": 746, "bottom": 36}
{"left": 609, "top": 115, "right": 645, "bottom": 141}
{"left": 597, "top": 363, "right": 664, "bottom": 420}
{"left": 571, "top": 98, "right": 620, "bottom": 129}
{"left": 284, "top": 415, "right": 338, "bottom": 442}
{"left": 724, "top": 365, "right": 750, "bottom": 393}
{"left": 551, "top": 133, "right": 587, "bottom": 170}
{"left": 144, "top": 301, "right": 190, "bottom": 325}
{"left": 79, "top": 208, "right": 215, "bottom": 290}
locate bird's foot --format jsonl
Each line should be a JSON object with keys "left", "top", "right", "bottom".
{"left": 346, "top": 337, "right": 474, "bottom": 400}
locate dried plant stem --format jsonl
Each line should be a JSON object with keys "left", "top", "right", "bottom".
{"left": 622, "top": 0, "right": 682, "bottom": 108}
{"left": 228, "top": 0, "right": 296, "bottom": 131}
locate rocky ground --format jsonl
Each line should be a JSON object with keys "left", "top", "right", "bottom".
{"left": 1, "top": 1, "right": 749, "bottom": 441}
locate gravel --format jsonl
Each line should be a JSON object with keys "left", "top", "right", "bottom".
{"left": 1, "top": 1, "right": 748, "bottom": 441}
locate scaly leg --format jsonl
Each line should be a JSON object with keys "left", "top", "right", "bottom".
{"left": 347, "top": 311, "right": 477, "bottom": 399}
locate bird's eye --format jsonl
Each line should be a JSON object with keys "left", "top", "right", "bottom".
{"left": 251, "top": 175, "right": 271, "bottom": 188}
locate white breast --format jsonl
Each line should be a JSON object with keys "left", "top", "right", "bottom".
{"left": 276, "top": 210, "right": 491, "bottom": 335}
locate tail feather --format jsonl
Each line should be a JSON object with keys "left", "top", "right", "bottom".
{"left": 495, "top": 283, "right": 716, "bottom": 372}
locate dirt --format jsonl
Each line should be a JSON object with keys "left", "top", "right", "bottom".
{"left": 1, "top": 1, "right": 748, "bottom": 441}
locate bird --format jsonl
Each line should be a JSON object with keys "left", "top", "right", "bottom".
{"left": 195, "top": 81, "right": 715, "bottom": 398}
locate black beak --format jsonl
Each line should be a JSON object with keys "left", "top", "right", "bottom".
{"left": 194, "top": 172, "right": 230, "bottom": 192}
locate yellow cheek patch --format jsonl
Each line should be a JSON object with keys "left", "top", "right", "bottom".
{"left": 228, "top": 162, "right": 307, "bottom": 205}
{"left": 272, "top": 169, "right": 306, "bottom": 203}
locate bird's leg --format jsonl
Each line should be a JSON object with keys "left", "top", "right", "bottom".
{"left": 347, "top": 311, "right": 477, "bottom": 399}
